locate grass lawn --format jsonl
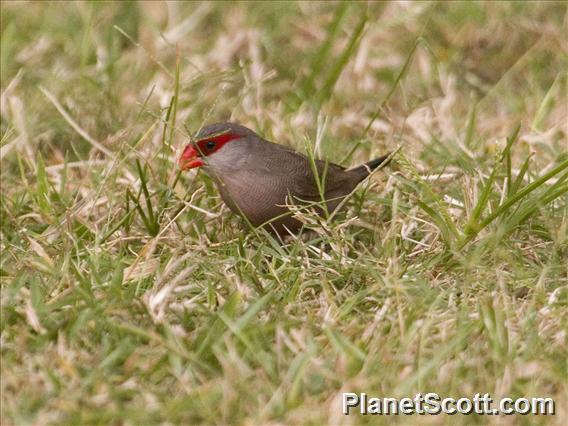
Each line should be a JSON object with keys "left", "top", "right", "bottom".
{"left": 1, "top": 1, "right": 567, "bottom": 424}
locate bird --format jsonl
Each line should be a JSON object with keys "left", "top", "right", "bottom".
{"left": 179, "top": 122, "right": 390, "bottom": 235}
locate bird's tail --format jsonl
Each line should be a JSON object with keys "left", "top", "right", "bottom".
{"left": 364, "top": 154, "right": 391, "bottom": 171}
{"left": 347, "top": 153, "right": 392, "bottom": 181}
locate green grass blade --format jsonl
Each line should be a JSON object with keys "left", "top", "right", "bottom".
{"left": 324, "top": 327, "right": 366, "bottom": 362}
{"left": 35, "top": 153, "right": 51, "bottom": 216}
{"left": 315, "top": 12, "right": 367, "bottom": 107}
{"left": 510, "top": 153, "right": 532, "bottom": 196}
{"left": 301, "top": 2, "right": 349, "bottom": 99}
{"left": 463, "top": 104, "right": 477, "bottom": 149}
{"left": 195, "top": 292, "right": 241, "bottom": 357}
{"left": 397, "top": 152, "right": 460, "bottom": 247}
{"left": 464, "top": 125, "right": 520, "bottom": 236}
{"left": 532, "top": 73, "right": 561, "bottom": 131}
{"left": 135, "top": 159, "right": 159, "bottom": 236}
{"left": 478, "top": 157, "right": 568, "bottom": 229}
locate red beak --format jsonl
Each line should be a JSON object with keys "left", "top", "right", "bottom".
{"left": 179, "top": 144, "right": 205, "bottom": 170}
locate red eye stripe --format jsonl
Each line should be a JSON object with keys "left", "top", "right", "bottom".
{"left": 195, "top": 132, "right": 239, "bottom": 156}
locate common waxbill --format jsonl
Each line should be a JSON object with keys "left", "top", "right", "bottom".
{"left": 179, "top": 122, "right": 390, "bottom": 235}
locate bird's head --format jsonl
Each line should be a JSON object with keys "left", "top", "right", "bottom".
{"left": 179, "top": 122, "right": 255, "bottom": 171}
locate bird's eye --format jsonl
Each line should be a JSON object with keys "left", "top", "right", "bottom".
{"left": 206, "top": 141, "right": 216, "bottom": 150}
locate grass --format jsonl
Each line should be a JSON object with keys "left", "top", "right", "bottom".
{"left": 1, "top": 1, "right": 567, "bottom": 425}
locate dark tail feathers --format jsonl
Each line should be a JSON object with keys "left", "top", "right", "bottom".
{"left": 348, "top": 153, "right": 392, "bottom": 181}
{"left": 365, "top": 153, "right": 391, "bottom": 171}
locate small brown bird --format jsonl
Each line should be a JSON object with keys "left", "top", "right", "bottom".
{"left": 180, "top": 123, "right": 389, "bottom": 235}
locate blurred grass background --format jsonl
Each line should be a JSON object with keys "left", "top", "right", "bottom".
{"left": 1, "top": 1, "right": 567, "bottom": 424}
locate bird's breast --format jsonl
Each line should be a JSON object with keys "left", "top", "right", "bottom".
{"left": 211, "top": 170, "right": 291, "bottom": 227}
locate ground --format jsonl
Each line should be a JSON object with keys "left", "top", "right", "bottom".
{"left": 1, "top": 2, "right": 567, "bottom": 425}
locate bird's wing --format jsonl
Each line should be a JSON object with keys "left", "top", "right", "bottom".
{"left": 249, "top": 141, "right": 354, "bottom": 200}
